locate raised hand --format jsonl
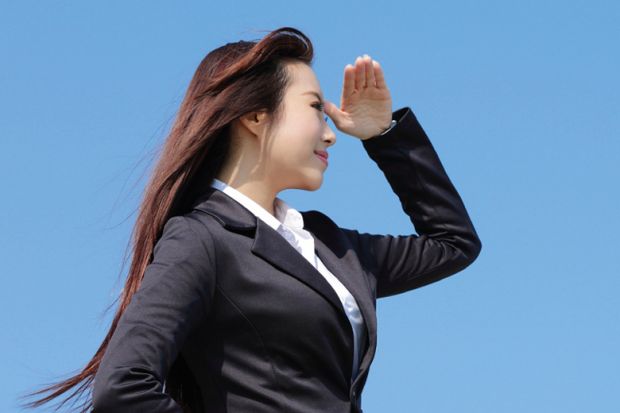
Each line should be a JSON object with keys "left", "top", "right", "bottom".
{"left": 324, "top": 54, "right": 393, "bottom": 141}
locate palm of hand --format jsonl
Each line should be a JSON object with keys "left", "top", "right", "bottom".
{"left": 325, "top": 54, "right": 393, "bottom": 141}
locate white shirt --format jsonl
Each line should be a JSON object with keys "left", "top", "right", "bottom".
{"left": 210, "top": 178, "right": 365, "bottom": 382}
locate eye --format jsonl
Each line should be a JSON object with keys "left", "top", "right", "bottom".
{"left": 312, "top": 102, "right": 329, "bottom": 123}
{"left": 312, "top": 101, "right": 325, "bottom": 112}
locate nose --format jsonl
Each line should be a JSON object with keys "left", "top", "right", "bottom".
{"left": 323, "top": 122, "right": 337, "bottom": 147}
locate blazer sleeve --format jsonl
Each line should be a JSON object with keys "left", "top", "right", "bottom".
{"left": 339, "top": 106, "right": 482, "bottom": 298}
{"left": 92, "top": 215, "right": 217, "bottom": 412}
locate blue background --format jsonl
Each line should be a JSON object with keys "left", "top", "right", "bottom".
{"left": 2, "top": 1, "right": 618, "bottom": 412}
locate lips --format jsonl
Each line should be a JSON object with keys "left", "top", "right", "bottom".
{"left": 314, "top": 150, "right": 328, "bottom": 160}
{"left": 314, "top": 150, "right": 328, "bottom": 165}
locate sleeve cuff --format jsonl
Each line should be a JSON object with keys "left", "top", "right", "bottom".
{"left": 361, "top": 106, "right": 415, "bottom": 143}
{"left": 379, "top": 119, "right": 398, "bottom": 136}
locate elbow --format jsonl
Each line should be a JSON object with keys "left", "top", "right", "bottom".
{"left": 91, "top": 365, "right": 173, "bottom": 413}
{"left": 462, "top": 233, "right": 482, "bottom": 267}
{"left": 91, "top": 367, "right": 129, "bottom": 413}
{"left": 91, "top": 374, "right": 117, "bottom": 413}
{"left": 441, "top": 235, "right": 481, "bottom": 280}
{"left": 92, "top": 392, "right": 115, "bottom": 413}
{"left": 447, "top": 230, "right": 482, "bottom": 271}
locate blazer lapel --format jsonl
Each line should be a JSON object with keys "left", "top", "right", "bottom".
{"left": 191, "top": 188, "right": 377, "bottom": 387}
{"left": 251, "top": 218, "right": 346, "bottom": 317}
{"left": 191, "top": 188, "right": 348, "bottom": 319}
{"left": 302, "top": 211, "right": 377, "bottom": 386}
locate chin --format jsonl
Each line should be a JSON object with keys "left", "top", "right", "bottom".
{"left": 295, "top": 174, "right": 323, "bottom": 191}
{"left": 308, "top": 177, "right": 324, "bottom": 191}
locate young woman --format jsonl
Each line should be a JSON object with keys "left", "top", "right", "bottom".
{"left": 20, "top": 26, "right": 481, "bottom": 413}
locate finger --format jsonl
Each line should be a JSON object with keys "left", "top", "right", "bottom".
{"left": 373, "top": 60, "right": 387, "bottom": 89}
{"left": 354, "top": 56, "right": 365, "bottom": 90}
{"left": 324, "top": 100, "right": 335, "bottom": 116}
{"left": 324, "top": 100, "right": 343, "bottom": 126}
{"left": 364, "top": 54, "right": 376, "bottom": 88}
{"left": 342, "top": 64, "right": 355, "bottom": 103}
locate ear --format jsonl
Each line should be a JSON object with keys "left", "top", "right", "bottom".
{"left": 236, "top": 110, "right": 270, "bottom": 138}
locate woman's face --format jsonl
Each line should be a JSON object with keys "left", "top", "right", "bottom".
{"left": 265, "top": 61, "right": 336, "bottom": 192}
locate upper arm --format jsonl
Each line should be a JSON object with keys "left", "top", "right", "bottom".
{"left": 336, "top": 105, "right": 482, "bottom": 298}
{"left": 92, "top": 215, "right": 216, "bottom": 412}
{"left": 340, "top": 226, "right": 481, "bottom": 298}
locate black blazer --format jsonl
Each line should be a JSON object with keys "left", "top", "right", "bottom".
{"left": 91, "top": 106, "right": 482, "bottom": 413}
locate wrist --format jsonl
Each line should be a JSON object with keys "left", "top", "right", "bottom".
{"left": 379, "top": 119, "right": 398, "bottom": 136}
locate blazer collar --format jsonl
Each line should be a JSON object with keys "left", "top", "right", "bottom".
{"left": 191, "top": 187, "right": 377, "bottom": 388}
{"left": 191, "top": 186, "right": 258, "bottom": 230}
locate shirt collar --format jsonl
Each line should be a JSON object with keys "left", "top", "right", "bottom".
{"left": 210, "top": 178, "right": 305, "bottom": 232}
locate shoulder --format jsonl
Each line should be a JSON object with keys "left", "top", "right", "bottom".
{"left": 300, "top": 209, "right": 357, "bottom": 249}
{"left": 300, "top": 209, "right": 335, "bottom": 226}
{"left": 300, "top": 209, "right": 344, "bottom": 235}
{"left": 157, "top": 212, "right": 218, "bottom": 263}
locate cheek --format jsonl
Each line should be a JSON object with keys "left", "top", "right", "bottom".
{"left": 268, "top": 137, "right": 303, "bottom": 168}
{"left": 277, "top": 131, "right": 315, "bottom": 158}
{"left": 269, "top": 118, "right": 320, "bottom": 165}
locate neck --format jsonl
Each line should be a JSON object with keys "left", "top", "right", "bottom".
{"left": 214, "top": 174, "right": 278, "bottom": 217}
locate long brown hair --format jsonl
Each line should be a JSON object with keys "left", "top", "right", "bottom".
{"left": 18, "top": 26, "right": 314, "bottom": 413}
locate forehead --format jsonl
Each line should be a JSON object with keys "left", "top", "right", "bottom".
{"left": 285, "top": 62, "right": 322, "bottom": 97}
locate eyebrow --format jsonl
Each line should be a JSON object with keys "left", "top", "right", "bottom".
{"left": 302, "top": 91, "right": 324, "bottom": 102}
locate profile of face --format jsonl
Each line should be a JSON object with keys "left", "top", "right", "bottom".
{"left": 223, "top": 60, "right": 337, "bottom": 201}
{"left": 256, "top": 61, "right": 337, "bottom": 192}
{"left": 226, "top": 61, "right": 336, "bottom": 195}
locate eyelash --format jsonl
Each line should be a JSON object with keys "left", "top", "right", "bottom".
{"left": 312, "top": 102, "right": 329, "bottom": 122}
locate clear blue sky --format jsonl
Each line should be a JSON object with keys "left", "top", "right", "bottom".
{"left": 2, "top": 1, "right": 619, "bottom": 412}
